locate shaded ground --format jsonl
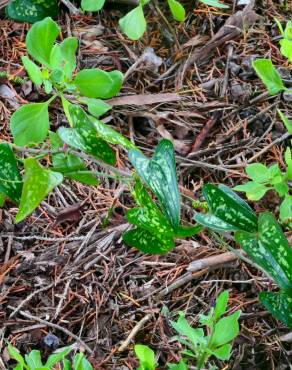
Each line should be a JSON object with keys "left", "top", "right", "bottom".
{"left": 0, "top": 0, "right": 292, "bottom": 368}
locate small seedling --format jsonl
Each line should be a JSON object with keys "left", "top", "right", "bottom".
{"left": 275, "top": 19, "right": 292, "bottom": 63}
{"left": 134, "top": 344, "right": 158, "bottom": 370}
{"left": 170, "top": 291, "right": 241, "bottom": 370}
{"left": 234, "top": 147, "right": 292, "bottom": 225}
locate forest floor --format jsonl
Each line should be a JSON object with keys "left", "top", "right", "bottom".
{"left": 0, "top": 0, "right": 292, "bottom": 369}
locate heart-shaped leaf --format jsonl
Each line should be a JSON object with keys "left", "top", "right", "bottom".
{"left": 26, "top": 17, "right": 60, "bottom": 66}
{"left": 129, "top": 140, "right": 181, "bottom": 230}
{"left": 6, "top": 0, "right": 59, "bottom": 23}
{"left": 0, "top": 143, "right": 22, "bottom": 203}
{"left": 123, "top": 227, "right": 175, "bottom": 254}
{"left": 259, "top": 291, "right": 292, "bottom": 327}
{"left": 252, "top": 59, "right": 285, "bottom": 95}
{"left": 194, "top": 184, "right": 258, "bottom": 232}
{"left": 236, "top": 212, "right": 292, "bottom": 294}
{"left": 15, "top": 158, "right": 63, "bottom": 223}
{"left": 74, "top": 69, "right": 123, "bottom": 99}
{"left": 10, "top": 102, "right": 50, "bottom": 146}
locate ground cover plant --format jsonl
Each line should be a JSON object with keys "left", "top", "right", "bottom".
{"left": 0, "top": 0, "right": 292, "bottom": 369}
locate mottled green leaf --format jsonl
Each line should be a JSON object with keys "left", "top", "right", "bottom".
{"left": 6, "top": 0, "right": 59, "bottom": 23}
{"left": 129, "top": 140, "right": 181, "bottom": 229}
{"left": 123, "top": 228, "right": 175, "bottom": 254}
{"left": 74, "top": 69, "right": 123, "bottom": 99}
{"left": 50, "top": 132, "right": 98, "bottom": 185}
{"left": 260, "top": 291, "right": 292, "bottom": 328}
{"left": 236, "top": 212, "right": 292, "bottom": 294}
{"left": 194, "top": 212, "right": 238, "bottom": 232}
{"left": 15, "top": 158, "right": 63, "bottom": 223}
{"left": 201, "top": 184, "right": 258, "bottom": 232}
{"left": 0, "top": 143, "right": 22, "bottom": 203}
{"left": 21, "top": 56, "right": 43, "bottom": 85}
{"left": 252, "top": 59, "right": 285, "bottom": 95}
{"left": 26, "top": 17, "right": 60, "bottom": 66}
{"left": 69, "top": 105, "right": 136, "bottom": 150}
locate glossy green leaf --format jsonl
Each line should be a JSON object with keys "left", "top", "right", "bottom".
{"left": 260, "top": 291, "right": 292, "bottom": 328}
{"left": 0, "top": 143, "right": 22, "bottom": 203}
{"left": 236, "top": 212, "right": 292, "bottom": 294}
{"left": 252, "top": 59, "right": 285, "bottom": 95}
{"left": 278, "top": 109, "right": 292, "bottom": 134}
{"left": 50, "top": 132, "right": 99, "bottom": 185}
{"left": 119, "top": 5, "right": 146, "bottom": 40}
{"left": 21, "top": 56, "right": 43, "bottom": 85}
{"left": 210, "top": 310, "right": 241, "bottom": 348}
{"left": 234, "top": 182, "right": 269, "bottom": 201}
{"left": 15, "top": 158, "right": 63, "bottom": 223}
{"left": 129, "top": 140, "right": 181, "bottom": 230}
{"left": 194, "top": 212, "right": 238, "bottom": 232}
{"left": 74, "top": 69, "right": 123, "bottom": 99}
{"left": 69, "top": 105, "right": 136, "bottom": 150}
{"left": 134, "top": 345, "right": 157, "bottom": 370}
{"left": 10, "top": 102, "right": 50, "bottom": 146}
{"left": 6, "top": 0, "right": 59, "bottom": 23}
{"left": 26, "top": 17, "right": 60, "bottom": 66}
{"left": 81, "top": 0, "right": 105, "bottom": 11}
{"left": 199, "top": 0, "right": 229, "bottom": 8}
{"left": 50, "top": 37, "right": 78, "bottom": 80}
{"left": 199, "top": 184, "right": 258, "bottom": 232}
{"left": 174, "top": 225, "right": 203, "bottom": 238}
{"left": 81, "top": 98, "right": 112, "bottom": 117}
{"left": 167, "top": 0, "right": 185, "bottom": 21}
{"left": 123, "top": 228, "right": 175, "bottom": 254}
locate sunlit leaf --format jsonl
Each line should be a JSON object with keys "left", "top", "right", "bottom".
{"left": 167, "top": 0, "right": 185, "bottom": 21}
{"left": 15, "top": 158, "right": 63, "bottom": 223}
{"left": 0, "top": 143, "right": 22, "bottom": 203}
{"left": 119, "top": 5, "right": 146, "bottom": 40}
{"left": 134, "top": 345, "right": 157, "bottom": 370}
{"left": 252, "top": 59, "right": 285, "bottom": 95}
{"left": 260, "top": 291, "right": 292, "bottom": 328}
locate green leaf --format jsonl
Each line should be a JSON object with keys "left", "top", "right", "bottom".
{"left": 196, "top": 184, "right": 258, "bottom": 232}
{"left": 74, "top": 69, "right": 123, "bottom": 99}
{"left": 129, "top": 140, "right": 181, "bottom": 230}
{"left": 6, "top": 0, "right": 59, "bottom": 23}
{"left": 284, "top": 147, "right": 292, "bottom": 180}
{"left": 50, "top": 37, "right": 78, "bottom": 80}
{"left": 210, "top": 310, "right": 241, "bottom": 348}
{"left": 167, "top": 0, "right": 185, "bottom": 21}
{"left": 45, "top": 347, "right": 72, "bottom": 367}
{"left": 8, "top": 344, "right": 26, "bottom": 368}
{"left": 210, "top": 343, "right": 232, "bottom": 360}
{"left": 260, "top": 291, "right": 292, "bottom": 328}
{"left": 119, "top": 5, "right": 147, "bottom": 40}
{"left": 25, "top": 350, "right": 43, "bottom": 368}
{"left": 193, "top": 212, "right": 239, "bottom": 232}
{"left": 245, "top": 163, "right": 270, "bottom": 183}
{"left": 63, "top": 359, "right": 72, "bottom": 370}
{"left": 21, "top": 56, "right": 43, "bottom": 85}
{"left": 236, "top": 213, "right": 292, "bottom": 294}
{"left": 26, "top": 17, "right": 60, "bottom": 66}
{"left": 50, "top": 131, "right": 99, "bottom": 186}
{"left": 0, "top": 143, "right": 22, "bottom": 203}
{"left": 170, "top": 312, "right": 206, "bottom": 346}
{"left": 199, "top": 0, "right": 229, "bottom": 8}
{"left": 58, "top": 106, "right": 116, "bottom": 165}
{"left": 174, "top": 225, "right": 203, "bottom": 238}
{"left": 15, "top": 158, "right": 63, "bottom": 223}
{"left": 273, "top": 181, "right": 289, "bottom": 197}
{"left": 252, "top": 59, "right": 285, "bottom": 95}
{"left": 278, "top": 109, "right": 292, "bottom": 134}
{"left": 279, "top": 39, "right": 292, "bottom": 63}
{"left": 0, "top": 193, "right": 6, "bottom": 207}
{"left": 81, "top": 98, "right": 112, "bottom": 117}
{"left": 61, "top": 96, "right": 74, "bottom": 127}
{"left": 69, "top": 105, "right": 136, "bottom": 150}
{"left": 214, "top": 290, "right": 229, "bottom": 320}
{"left": 280, "top": 195, "right": 292, "bottom": 224}
{"left": 134, "top": 345, "right": 157, "bottom": 370}
{"left": 10, "top": 102, "right": 50, "bottom": 146}
{"left": 167, "top": 360, "right": 189, "bottom": 370}
{"left": 123, "top": 228, "right": 175, "bottom": 254}
{"left": 234, "top": 182, "right": 269, "bottom": 201}
{"left": 81, "top": 0, "right": 105, "bottom": 11}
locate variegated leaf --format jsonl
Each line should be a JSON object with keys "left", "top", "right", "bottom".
{"left": 203, "top": 184, "right": 258, "bottom": 232}
{"left": 123, "top": 227, "right": 175, "bottom": 254}
{"left": 235, "top": 213, "right": 292, "bottom": 294}
{"left": 260, "top": 291, "right": 292, "bottom": 328}
{"left": 194, "top": 212, "right": 241, "bottom": 232}
{"left": 0, "top": 143, "right": 22, "bottom": 203}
